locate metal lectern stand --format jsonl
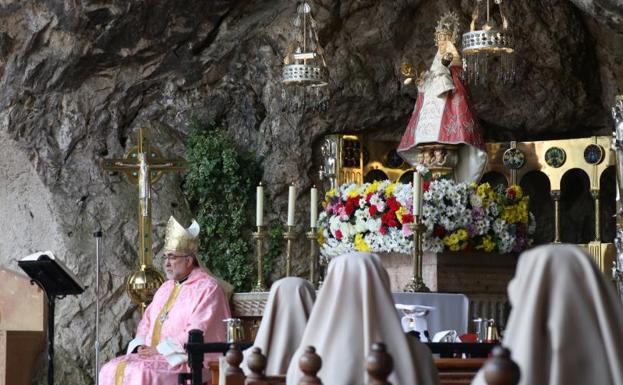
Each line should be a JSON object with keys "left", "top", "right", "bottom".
{"left": 18, "top": 254, "right": 84, "bottom": 385}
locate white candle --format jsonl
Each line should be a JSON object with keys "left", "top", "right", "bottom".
{"left": 256, "top": 184, "right": 264, "bottom": 227}
{"left": 287, "top": 184, "right": 296, "bottom": 226}
{"left": 413, "top": 171, "right": 422, "bottom": 216}
{"left": 310, "top": 186, "right": 318, "bottom": 228}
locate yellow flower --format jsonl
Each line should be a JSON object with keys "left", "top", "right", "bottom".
{"left": 442, "top": 232, "right": 460, "bottom": 251}
{"left": 477, "top": 234, "right": 496, "bottom": 252}
{"left": 364, "top": 181, "right": 381, "bottom": 196}
{"left": 456, "top": 229, "right": 468, "bottom": 240}
{"left": 385, "top": 183, "right": 397, "bottom": 197}
{"left": 317, "top": 229, "right": 325, "bottom": 246}
{"left": 354, "top": 233, "right": 370, "bottom": 252}
{"left": 501, "top": 205, "right": 520, "bottom": 223}
{"left": 346, "top": 185, "right": 361, "bottom": 199}
{"left": 326, "top": 188, "right": 337, "bottom": 199}
{"left": 509, "top": 184, "right": 523, "bottom": 200}
{"left": 395, "top": 207, "right": 408, "bottom": 224}
{"left": 477, "top": 183, "right": 491, "bottom": 198}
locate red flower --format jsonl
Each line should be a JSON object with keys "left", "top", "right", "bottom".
{"left": 423, "top": 181, "right": 431, "bottom": 192}
{"left": 401, "top": 213, "right": 414, "bottom": 224}
{"left": 366, "top": 192, "right": 373, "bottom": 202}
{"left": 344, "top": 201, "right": 355, "bottom": 216}
{"left": 379, "top": 226, "right": 388, "bottom": 235}
{"left": 434, "top": 225, "right": 446, "bottom": 237}
{"left": 381, "top": 211, "right": 399, "bottom": 228}
{"left": 344, "top": 196, "right": 360, "bottom": 216}
{"left": 506, "top": 187, "right": 516, "bottom": 200}
{"left": 369, "top": 205, "right": 378, "bottom": 216}
{"left": 386, "top": 196, "right": 401, "bottom": 212}
{"left": 335, "top": 229, "right": 343, "bottom": 240}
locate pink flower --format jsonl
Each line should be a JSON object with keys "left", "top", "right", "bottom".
{"left": 402, "top": 224, "right": 413, "bottom": 237}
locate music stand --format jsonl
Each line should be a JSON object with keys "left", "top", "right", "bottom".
{"left": 18, "top": 252, "right": 84, "bottom": 385}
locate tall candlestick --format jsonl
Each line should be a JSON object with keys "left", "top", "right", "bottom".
{"left": 413, "top": 171, "right": 422, "bottom": 216}
{"left": 256, "top": 183, "right": 264, "bottom": 227}
{"left": 310, "top": 186, "right": 318, "bottom": 228}
{"left": 287, "top": 184, "right": 296, "bottom": 226}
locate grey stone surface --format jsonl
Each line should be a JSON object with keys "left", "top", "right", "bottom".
{"left": 0, "top": 1, "right": 620, "bottom": 384}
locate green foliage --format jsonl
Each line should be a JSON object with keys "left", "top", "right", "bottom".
{"left": 263, "top": 220, "right": 284, "bottom": 284}
{"left": 183, "top": 121, "right": 262, "bottom": 291}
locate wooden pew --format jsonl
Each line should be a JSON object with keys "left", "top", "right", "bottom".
{"left": 210, "top": 354, "right": 492, "bottom": 385}
{"left": 436, "top": 358, "right": 486, "bottom": 385}
{"left": 215, "top": 343, "right": 519, "bottom": 385}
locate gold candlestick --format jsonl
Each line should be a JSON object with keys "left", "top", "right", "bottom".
{"left": 306, "top": 227, "right": 319, "bottom": 287}
{"left": 252, "top": 226, "right": 267, "bottom": 292}
{"left": 283, "top": 226, "right": 297, "bottom": 276}
{"left": 404, "top": 216, "right": 430, "bottom": 292}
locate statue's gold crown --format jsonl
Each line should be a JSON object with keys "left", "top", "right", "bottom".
{"left": 163, "top": 216, "right": 200, "bottom": 254}
{"left": 435, "top": 12, "right": 461, "bottom": 44}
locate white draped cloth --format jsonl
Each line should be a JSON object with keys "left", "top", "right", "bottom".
{"left": 286, "top": 252, "right": 439, "bottom": 385}
{"left": 471, "top": 244, "right": 623, "bottom": 385}
{"left": 242, "top": 277, "right": 316, "bottom": 375}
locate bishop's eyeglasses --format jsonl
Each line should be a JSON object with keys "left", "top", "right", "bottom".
{"left": 163, "top": 253, "right": 191, "bottom": 262}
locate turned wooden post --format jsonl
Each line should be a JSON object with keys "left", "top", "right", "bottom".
{"left": 225, "top": 344, "right": 245, "bottom": 385}
{"left": 246, "top": 347, "right": 269, "bottom": 385}
{"left": 366, "top": 342, "right": 393, "bottom": 385}
{"left": 483, "top": 346, "right": 520, "bottom": 385}
{"left": 298, "top": 346, "right": 323, "bottom": 385}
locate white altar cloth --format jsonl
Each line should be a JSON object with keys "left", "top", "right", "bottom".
{"left": 392, "top": 292, "right": 469, "bottom": 335}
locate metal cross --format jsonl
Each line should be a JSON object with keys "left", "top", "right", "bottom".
{"left": 103, "top": 127, "right": 186, "bottom": 293}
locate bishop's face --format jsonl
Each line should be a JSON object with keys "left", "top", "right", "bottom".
{"left": 163, "top": 251, "right": 194, "bottom": 281}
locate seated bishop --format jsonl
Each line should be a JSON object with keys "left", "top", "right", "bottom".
{"left": 99, "top": 216, "right": 232, "bottom": 385}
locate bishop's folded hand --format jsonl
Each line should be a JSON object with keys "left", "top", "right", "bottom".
{"left": 137, "top": 345, "right": 159, "bottom": 358}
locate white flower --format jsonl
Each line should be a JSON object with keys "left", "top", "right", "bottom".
{"left": 470, "top": 194, "right": 483, "bottom": 208}
{"left": 366, "top": 218, "right": 381, "bottom": 232}
{"left": 354, "top": 217, "right": 367, "bottom": 233}
{"left": 493, "top": 218, "right": 507, "bottom": 234}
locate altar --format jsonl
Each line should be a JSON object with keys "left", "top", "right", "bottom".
{"left": 232, "top": 290, "right": 470, "bottom": 342}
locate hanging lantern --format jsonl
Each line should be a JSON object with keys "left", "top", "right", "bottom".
{"left": 462, "top": 0, "right": 515, "bottom": 85}
{"left": 282, "top": 2, "right": 329, "bottom": 113}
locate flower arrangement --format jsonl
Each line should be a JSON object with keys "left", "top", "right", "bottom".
{"left": 318, "top": 179, "right": 534, "bottom": 258}
{"left": 422, "top": 180, "right": 535, "bottom": 254}
{"left": 318, "top": 180, "right": 414, "bottom": 258}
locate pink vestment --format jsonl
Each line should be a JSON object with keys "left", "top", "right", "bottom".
{"left": 99, "top": 267, "right": 231, "bottom": 385}
{"left": 398, "top": 53, "right": 487, "bottom": 183}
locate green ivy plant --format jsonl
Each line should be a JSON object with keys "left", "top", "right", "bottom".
{"left": 183, "top": 121, "right": 262, "bottom": 292}
{"left": 263, "top": 220, "right": 284, "bottom": 285}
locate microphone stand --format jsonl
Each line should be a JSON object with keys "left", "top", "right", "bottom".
{"left": 94, "top": 229, "right": 103, "bottom": 385}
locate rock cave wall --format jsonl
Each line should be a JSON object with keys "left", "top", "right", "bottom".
{"left": 0, "top": 0, "right": 620, "bottom": 383}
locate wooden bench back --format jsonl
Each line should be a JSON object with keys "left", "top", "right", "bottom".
{"left": 220, "top": 343, "right": 520, "bottom": 385}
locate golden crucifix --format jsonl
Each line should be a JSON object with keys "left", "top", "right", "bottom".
{"left": 103, "top": 127, "right": 186, "bottom": 310}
